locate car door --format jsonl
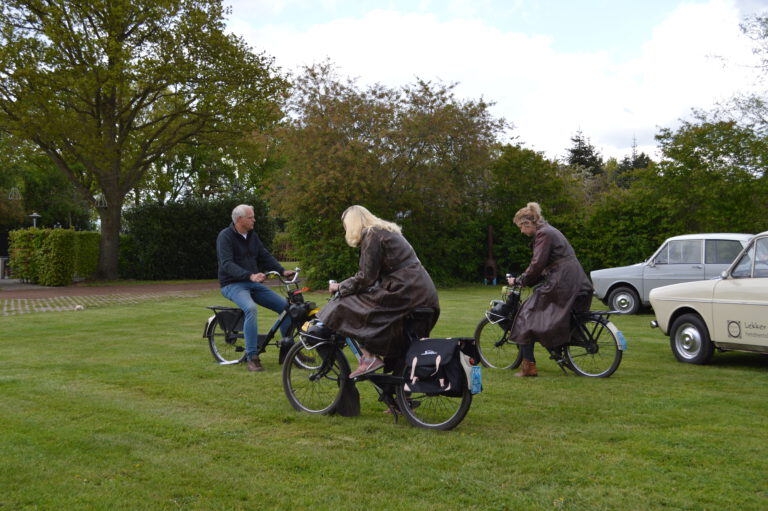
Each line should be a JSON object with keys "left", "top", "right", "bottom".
{"left": 643, "top": 239, "right": 705, "bottom": 300}
{"left": 712, "top": 237, "right": 768, "bottom": 347}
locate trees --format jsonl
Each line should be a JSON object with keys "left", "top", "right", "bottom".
{"left": 485, "top": 144, "right": 584, "bottom": 273}
{"left": 653, "top": 118, "right": 768, "bottom": 234}
{"left": 612, "top": 139, "right": 652, "bottom": 189}
{"left": 0, "top": 0, "right": 288, "bottom": 278}
{"left": 0, "top": 133, "right": 91, "bottom": 231}
{"left": 269, "top": 62, "right": 507, "bottom": 284}
{"left": 565, "top": 130, "right": 605, "bottom": 177}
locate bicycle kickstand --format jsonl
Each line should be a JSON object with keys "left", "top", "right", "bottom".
{"left": 372, "top": 384, "right": 400, "bottom": 423}
{"left": 549, "top": 349, "right": 570, "bottom": 375}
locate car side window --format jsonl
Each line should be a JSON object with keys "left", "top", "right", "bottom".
{"left": 667, "top": 240, "right": 702, "bottom": 264}
{"left": 754, "top": 238, "right": 768, "bottom": 278}
{"left": 705, "top": 240, "right": 744, "bottom": 264}
{"left": 653, "top": 243, "right": 669, "bottom": 264}
{"left": 731, "top": 244, "right": 755, "bottom": 278}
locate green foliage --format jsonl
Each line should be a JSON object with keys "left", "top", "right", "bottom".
{"left": 270, "top": 230, "right": 296, "bottom": 262}
{"left": 484, "top": 144, "right": 586, "bottom": 274}
{"left": 0, "top": 134, "right": 93, "bottom": 230}
{"left": 121, "top": 194, "right": 275, "bottom": 280}
{"left": 74, "top": 232, "right": 101, "bottom": 280}
{"left": 269, "top": 62, "right": 506, "bottom": 286}
{"left": 36, "top": 230, "right": 77, "bottom": 286}
{"left": 8, "top": 228, "right": 41, "bottom": 282}
{"left": 0, "top": 0, "right": 289, "bottom": 279}
{"left": 565, "top": 129, "right": 605, "bottom": 176}
{"left": 654, "top": 119, "right": 768, "bottom": 234}
{"left": 578, "top": 180, "right": 679, "bottom": 272}
{"left": 8, "top": 228, "right": 99, "bottom": 285}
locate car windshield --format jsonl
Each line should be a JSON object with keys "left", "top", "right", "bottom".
{"left": 731, "top": 237, "right": 768, "bottom": 278}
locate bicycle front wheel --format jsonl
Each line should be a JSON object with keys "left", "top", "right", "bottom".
{"left": 282, "top": 341, "right": 346, "bottom": 414}
{"left": 207, "top": 316, "right": 246, "bottom": 364}
{"left": 395, "top": 382, "right": 473, "bottom": 431}
{"left": 565, "top": 317, "right": 623, "bottom": 377}
{"left": 474, "top": 317, "right": 522, "bottom": 369}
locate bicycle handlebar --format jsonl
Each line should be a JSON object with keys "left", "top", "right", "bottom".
{"left": 264, "top": 268, "right": 301, "bottom": 285}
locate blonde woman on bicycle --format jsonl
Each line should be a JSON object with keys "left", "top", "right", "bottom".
{"left": 319, "top": 205, "right": 440, "bottom": 379}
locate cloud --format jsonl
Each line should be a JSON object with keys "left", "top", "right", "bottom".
{"left": 234, "top": 0, "right": 762, "bottom": 161}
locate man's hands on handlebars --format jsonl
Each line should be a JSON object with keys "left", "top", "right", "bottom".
{"left": 251, "top": 269, "right": 299, "bottom": 284}
{"left": 249, "top": 272, "right": 268, "bottom": 283}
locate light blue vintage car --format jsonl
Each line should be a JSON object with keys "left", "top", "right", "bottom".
{"left": 590, "top": 233, "right": 752, "bottom": 314}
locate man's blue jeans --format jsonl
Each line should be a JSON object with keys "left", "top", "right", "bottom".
{"left": 221, "top": 281, "right": 290, "bottom": 360}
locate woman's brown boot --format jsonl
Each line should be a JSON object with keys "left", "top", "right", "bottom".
{"left": 514, "top": 360, "right": 538, "bottom": 377}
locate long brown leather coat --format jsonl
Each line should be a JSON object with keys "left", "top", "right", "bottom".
{"left": 510, "top": 223, "right": 593, "bottom": 349}
{"left": 317, "top": 227, "right": 440, "bottom": 357}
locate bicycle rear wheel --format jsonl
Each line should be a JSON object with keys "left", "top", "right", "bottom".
{"left": 565, "top": 317, "right": 622, "bottom": 377}
{"left": 395, "top": 381, "right": 473, "bottom": 430}
{"left": 207, "top": 316, "right": 246, "bottom": 364}
{"left": 282, "top": 341, "right": 346, "bottom": 414}
{"left": 474, "top": 317, "right": 522, "bottom": 369}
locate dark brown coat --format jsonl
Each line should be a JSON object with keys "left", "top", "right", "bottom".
{"left": 510, "top": 223, "right": 593, "bottom": 349}
{"left": 317, "top": 227, "right": 440, "bottom": 357}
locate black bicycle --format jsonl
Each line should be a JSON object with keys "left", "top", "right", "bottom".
{"left": 281, "top": 308, "right": 481, "bottom": 430}
{"left": 474, "top": 281, "right": 626, "bottom": 377}
{"left": 203, "top": 269, "right": 318, "bottom": 367}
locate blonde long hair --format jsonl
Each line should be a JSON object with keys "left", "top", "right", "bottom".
{"left": 513, "top": 202, "right": 546, "bottom": 227}
{"left": 341, "top": 205, "right": 401, "bottom": 247}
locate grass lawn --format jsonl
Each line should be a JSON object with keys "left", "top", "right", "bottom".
{"left": 1, "top": 285, "right": 766, "bottom": 510}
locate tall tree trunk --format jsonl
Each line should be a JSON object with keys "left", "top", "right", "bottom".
{"left": 96, "top": 202, "right": 121, "bottom": 280}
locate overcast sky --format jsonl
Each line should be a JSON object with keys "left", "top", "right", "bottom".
{"left": 225, "top": 0, "right": 768, "bottom": 161}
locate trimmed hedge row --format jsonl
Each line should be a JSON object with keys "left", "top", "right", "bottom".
{"left": 8, "top": 195, "right": 275, "bottom": 286}
{"left": 8, "top": 229, "right": 100, "bottom": 286}
{"left": 120, "top": 195, "right": 275, "bottom": 280}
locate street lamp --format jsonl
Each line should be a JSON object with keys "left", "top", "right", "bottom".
{"left": 29, "top": 212, "right": 41, "bottom": 227}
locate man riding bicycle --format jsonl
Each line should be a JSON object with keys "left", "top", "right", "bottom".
{"left": 217, "top": 204, "right": 294, "bottom": 372}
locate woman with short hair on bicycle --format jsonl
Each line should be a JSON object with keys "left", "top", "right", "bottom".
{"left": 507, "top": 202, "right": 593, "bottom": 377}
{"left": 319, "top": 205, "right": 440, "bottom": 379}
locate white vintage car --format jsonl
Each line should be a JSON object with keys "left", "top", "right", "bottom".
{"left": 650, "top": 231, "right": 768, "bottom": 364}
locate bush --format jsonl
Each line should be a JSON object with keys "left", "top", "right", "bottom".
{"left": 8, "top": 228, "right": 100, "bottom": 285}
{"left": 8, "top": 228, "right": 41, "bottom": 282}
{"left": 74, "top": 231, "right": 100, "bottom": 280}
{"left": 121, "top": 195, "right": 275, "bottom": 280}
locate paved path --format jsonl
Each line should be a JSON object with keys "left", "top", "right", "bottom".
{"left": 0, "top": 279, "right": 221, "bottom": 316}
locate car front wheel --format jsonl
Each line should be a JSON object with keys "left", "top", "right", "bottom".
{"left": 669, "top": 313, "right": 714, "bottom": 364}
{"left": 608, "top": 286, "right": 640, "bottom": 314}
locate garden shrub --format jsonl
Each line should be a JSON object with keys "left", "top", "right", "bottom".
{"left": 121, "top": 195, "right": 275, "bottom": 280}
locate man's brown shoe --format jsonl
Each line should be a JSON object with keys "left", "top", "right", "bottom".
{"left": 514, "top": 360, "right": 538, "bottom": 377}
{"left": 247, "top": 357, "right": 264, "bottom": 372}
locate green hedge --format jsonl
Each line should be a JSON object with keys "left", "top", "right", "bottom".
{"left": 121, "top": 195, "right": 275, "bottom": 280}
{"left": 8, "top": 196, "right": 275, "bottom": 285}
{"left": 8, "top": 229, "right": 99, "bottom": 286}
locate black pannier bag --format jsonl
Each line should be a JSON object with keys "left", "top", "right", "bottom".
{"left": 404, "top": 338, "right": 468, "bottom": 397}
